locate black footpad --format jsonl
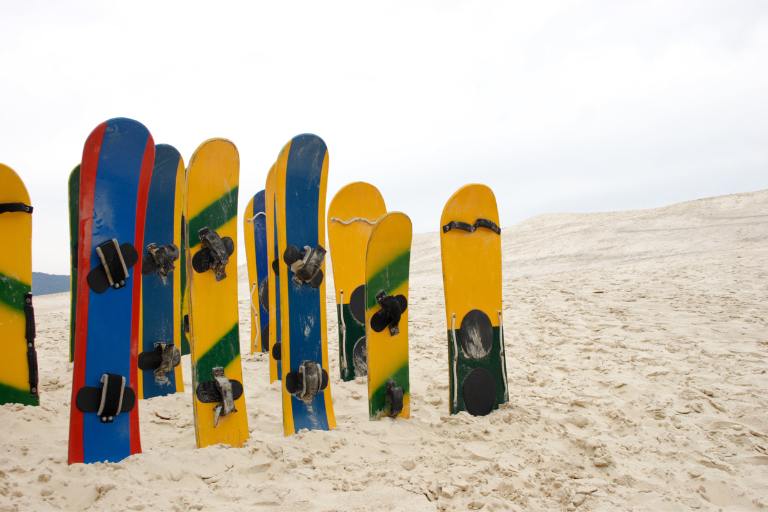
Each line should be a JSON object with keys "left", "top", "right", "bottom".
{"left": 271, "top": 341, "right": 282, "bottom": 361}
{"left": 76, "top": 373, "right": 136, "bottom": 423}
{"left": 349, "top": 285, "right": 366, "bottom": 325}
{"left": 370, "top": 292, "right": 408, "bottom": 335}
{"left": 285, "top": 361, "right": 328, "bottom": 403}
{"left": 284, "top": 245, "right": 325, "bottom": 287}
{"left": 462, "top": 367, "right": 496, "bottom": 416}
{"left": 192, "top": 228, "right": 234, "bottom": 281}
{"left": 138, "top": 343, "right": 181, "bottom": 385}
{"left": 142, "top": 242, "right": 179, "bottom": 278}
{"left": 457, "top": 310, "right": 493, "bottom": 360}
{"left": 87, "top": 239, "right": 138, "bottom": 293}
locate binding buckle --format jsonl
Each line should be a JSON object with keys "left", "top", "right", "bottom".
{"left": 284, "top": 245, "right": 326, "bottom": 287}
{"left": 144, "top": 243, "right": 179, "bottom": 279}
{"left": 96, "top": 239, "right": 130, "bottom": 289}
{"left": 212, "top": 367, "right": 236, "bottom": 426}
{"left": 97, "top": 373, "right": 126, "bottom": 423}
{"left": 298, "top": 361, "right": 323, "bottom": 403}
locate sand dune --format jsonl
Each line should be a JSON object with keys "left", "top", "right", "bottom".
{"left": 1, "top": 190, "right": 767, "bottom": 511}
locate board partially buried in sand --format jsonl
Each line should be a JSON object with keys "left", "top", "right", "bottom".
{"left": 440, "top": 184, "right": 508, "bottom": 416}
{"left": 276, "top": 134, "right": 336, "bottom": 435}
{"left": 328, "top": 182, "right": 387, "bottom": 381}
{"left": 0, "top": 163, "right": 38, "bottom": 407}
{"left": 244, "top": 190, "right": 269, "bottom": 354}
{"left": 67, "top": 165, "right": 79, "bottom": 363}
{"left": 68, "top": 118, "right": 154, "bottom": 463}
{"left": 265, "top": 165, "right": 282, "bottom": 382}
{"left": 187, "top": 138, "right": 248, "bottom": 448}
{"left": 365, "top": 212, "right": 411, "bottom": 419}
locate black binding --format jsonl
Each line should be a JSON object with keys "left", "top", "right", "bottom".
{"left": 442, "top": 218, "right": 501, "bottom": 235}
{"left": 142, "top": 243, "right": 179, "bottom": 278}
{"left": 86, "top": 239, "right": 139, "bottom": 293}
{"left": 192, "top": 228, "right": 234, "bottom": 281}
{"left": 370, "top": 291, "right": 408, "bottom": 335}
{"left": 285, "top": 361, "right": 328, "bottom": 403}
{"left": 385, "top": 380, "right": 404, "bottom": 417}
{"left": 24, "top": 293, "right": 38, "bottom": 397}
{"left": 138, "top": 343, "right": 181, "bottom": 385}
{"left": 195, "top": 367, "right": 243, "bottom": 426}
{"left": 76, "top": 373, "right": 136, "bottom": 423}
{"left": 0, "top": 202, "right": 33, "bottom": 214}
{"left": 271, "top": 341, "right": 282, "bottom": 361}
{"left": 283, "top": 245, "right": 325, "bottom": 288}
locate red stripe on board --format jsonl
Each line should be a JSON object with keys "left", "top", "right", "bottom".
{"left": 68, "top": 122, "right": 106, "bottom": 464}
{"left": 128, "top": 134, "right": 155, "bottom": 455}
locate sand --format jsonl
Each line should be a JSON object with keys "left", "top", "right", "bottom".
{"left": 1, "top": 190, "right": 767, "bottom": 511}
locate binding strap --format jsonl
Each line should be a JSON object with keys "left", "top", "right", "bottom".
{"left": 76, "top": 373, "right": 136, "bottom": 423}
{"left": 24, "top": 293, "right": 38, "bottom": 397}
{"left": 0, "top": 203, "right": 33, "bottom": 214}
{"left": 442, "top": 218, "right": 501, "bottom": 235}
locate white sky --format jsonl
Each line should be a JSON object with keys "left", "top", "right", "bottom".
{"left": 2, "top": 0, "right": 767, "bottom": 274}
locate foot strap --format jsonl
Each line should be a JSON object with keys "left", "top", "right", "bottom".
{"left": 212, "top": 367, "right": 236, "bottom": 426}
{"left": 285, "top": 361, "right": 328, "bottom": 403}
{"left": 192, "top": 228, "right": 234, "bottom": 281}
{"left": 0, "top": 202, "right": 33, "bottom": 214}
{"left": 283, "top": 245, "right": 325, "bottom": 287}
{"left": 24, "top": 293, "right": 38, "bottom": 397}
{"left": 370, "top": 291, "right": 408, "bottom": 335}
{"left": 386, "top": 380, "right": 404, "bottom": 417}
{"left": 75, "top": 373, "right": 136, "bottom": 423}
{"left": 86, "top": 239, "right": 139, "bottom": 293}
{"left": 138, "top": 343, "right": 181, "bottom": 385}
{"left": 442, "top": 218, "right": 501, "bottom": 235}
{"left": 142, "top": 243, "right": 179, "bottom": 278}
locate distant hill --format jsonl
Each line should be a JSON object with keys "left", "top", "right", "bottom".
{"left": 32, "top": 272, "right": 70, "bottom": 296}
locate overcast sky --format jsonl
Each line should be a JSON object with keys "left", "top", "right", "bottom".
{"left": 2, "top": 1, "right": 767, "bottom": 274}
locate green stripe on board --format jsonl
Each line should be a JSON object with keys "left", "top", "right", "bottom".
{"left": 0, "top": 381, "right": 38, "bottom": 406}
{"left": 0, "top": 273, "right": 30, "bottom": 313}
{"left": 194, "top": 324, "right": 240, "bottom": 384}
{"left": 366, "top": 250, "right": 410, "bottom": 309}
{"left": 188, "top": 187, "right": 238, "bottom": 247}
{"left": 369, "top": 362, "right": 409, "bottom": 417}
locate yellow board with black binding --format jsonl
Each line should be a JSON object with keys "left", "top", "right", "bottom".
{"left": 365, "top": 212, "right": 411, "bottom": 419}
{"left": 186, "top": 139, "right": 248, "bottom": 447}
{"left": 243, "top": 196, "right": 258, "bottom": 354}
{"left": 0, "top": 164, "right": 38, "bottom": 406}
{"left": 440, "top": 184, "right": 508, "bottom": 416}
{"left": 265, "top": 164, "right": 282, "bottom": 382}
{"left": 327, "top": 182, "right": 386, "bottom": 381}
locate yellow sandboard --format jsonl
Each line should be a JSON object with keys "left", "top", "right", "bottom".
{"left": 327, "top": 182, "right": 386, "bottom": 381}
{"left": 365, "top": 212, "right": 411, "bottom": 419}
{"left": 440, "top": 184, "right": 508, "bottom": 416}
{"left": 265, "top": 164, "right": 281, "bottom": 382}
{"left": 0, "top": 164, "right": 37, "bottom": 406}
{"left": 243, "top": 196, "right": 258, "bottom": 354}
{"left": 186, "top": 139, "right": 249, "bottom": 448}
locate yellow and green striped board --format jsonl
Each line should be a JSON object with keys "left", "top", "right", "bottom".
{"left": 440, "top": 184, "right": 508, "bottom": 416}
{"left": 365, "top": 212, "right": 412, "bottom": 419}
{"left": 186, "top": 139, "right": 248, "bottom": 448}
{"left": 0, "top": 163, "right": 38, "bottom": 406}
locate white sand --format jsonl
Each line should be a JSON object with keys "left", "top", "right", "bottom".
{"left": 1, "top": 190, "right": 767, "bottom": 511}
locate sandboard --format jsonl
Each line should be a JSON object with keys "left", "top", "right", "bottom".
{"left": 265, "top": 164, "right": 282, "bottom": 382}
{"left": 187, "top": 138, "right": 248, "bottom": 448}
{"left": 275, "top": 134, "right": 336, "bottom": 435}
{"left": 244, "top": 190, "right": 269, "bottom": 353}
{"left": 179, "top": 165, "right": 191, "bottom": 356}
{"left": 440, "top": 184, "right": 508, "bottom": 416}
{"left": 0, "top": 164, "right": 38, "bottom": 407}
{"left": 365, "top": 212, "right": 411, "bottom": 419}
{"left": 68, "top": 165, "right": 79, "bottom": 363}
{"left": 68, "top": 118, "right": 154, "bottom": 463}
{"left": 328, "top": 182, "right": 387, "bottom": 381}
{"left": 138, "top": 144, "right": 185, "bottom": 399}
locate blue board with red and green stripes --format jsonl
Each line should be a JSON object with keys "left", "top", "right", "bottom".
{"left": 68, "top": 118, "right": 154, "bottom": 464}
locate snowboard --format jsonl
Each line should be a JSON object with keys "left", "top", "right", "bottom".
{"left": 440, "top": 184, "right": 508, "bottom": 416}
{"left": 265, "top": 164, "right": 282, "bottom": 382}
{"left": 244, "top": 190, "right": 269, "bottom": 353}
{"left": 0, "top": 164, "right": 38, "bottom": 406}
{"left": 365, "top": 212, "right": 411, "bottom": 419}
{"left": 275, "top": 134, "right": 336, "bottom": 435}
{"left": 328, "top": 182, "right": 387, "bottom": 381}
{"left": 138, "top": 144, "right": 185, "bottom": 399}
{"left": 187, "top": 138, "right": 249, "bottom": 448}
{"left": 68, "top": 118, "right": 154, "bottom": 464}
{"left": 68, "top": 165, "right": 79, "bottom": 363}
{"left": 179, "top": 164, "right": 191, "bottom": 356}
